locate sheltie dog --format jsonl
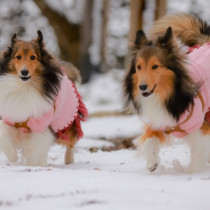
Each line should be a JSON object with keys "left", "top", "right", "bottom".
{"left": 124, "top": 14, "right": 210, "bottom": 173}
{"left": 0, "top": 31, "right": 88, "bottom": 166}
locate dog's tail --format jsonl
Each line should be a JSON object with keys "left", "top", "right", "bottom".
{"left": 150, "top": 14, "right": 210, "bottom": 46}
{"left": 60, "top": 61, "right": 81, "bottom": 83}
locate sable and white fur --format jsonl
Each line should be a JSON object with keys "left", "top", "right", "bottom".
{"left": 0, "top": 31, "right": 83, "bottom": 166}
{"left": 0, "top": 75, "right": 54, "bottom": 166}
{"left": 124, "top": 14, "right": 210, "bottom": 173}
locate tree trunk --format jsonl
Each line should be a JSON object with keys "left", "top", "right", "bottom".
{"left": 33, "top": 0, "right": 80, "bottom": 67}
{"left": 100, "top": 0, "right": 110, "bottom": 73}
{"left": 128, "top": 0, "right": 145, "bottom": 43}
{"left": 124, "top": 0, "right": 145, "bottom": 70}
{"left": 80, "top": 0, "right": 94, "bottom": 83}
{"left": 155, "top": 0, "right": 167, "bottom": 20}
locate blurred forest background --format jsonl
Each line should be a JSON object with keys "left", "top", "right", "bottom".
{"left": 1, "top": 0, "right": 210, "bottom": 84}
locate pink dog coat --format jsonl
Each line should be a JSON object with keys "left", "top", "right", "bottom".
{"left": 3, "top": 74, "right": 88, "bottom": 140}
{"left": 165, "top": 43, "right": 210, "bottom": 138}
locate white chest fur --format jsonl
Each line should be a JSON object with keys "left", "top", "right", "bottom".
{"left": 0, "top": 75, "right": 53, "bottom": 122}
{"left": 140, "top": 94, "right": 175, "bottom": 129}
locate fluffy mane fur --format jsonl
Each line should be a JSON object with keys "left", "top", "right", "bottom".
{"left": 0, "top": 31, "right": 63, "bottom": 103}
{"left": 0, "top": 31, "right": 88, "bottom": 166}
{"left": 129, "top": 14, "right": 210, "bottom": 173}
{"left": 124, "top": 27, "right": 200, "bottom": 121}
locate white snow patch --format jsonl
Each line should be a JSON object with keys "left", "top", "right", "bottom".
{"left": 0, "top": 141, "right": 210, "bottom": 210}
{"left": 82, "top": 115, "right": 142, "bottom": 139}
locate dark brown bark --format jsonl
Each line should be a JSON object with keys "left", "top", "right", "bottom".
{"left": 124, "top": 0, "right": 145, "bottom": 70}
{"left": 80, "top": 0, "right": 94, "bottom": 83}
{"left": 155, "top": 0, "right": 167, "bottom": 20}
{"left": 100, "top": 0, "right": 110, "bottom": 72}
{"left": 128, "top": 0, "right": 145, "bottom": 42}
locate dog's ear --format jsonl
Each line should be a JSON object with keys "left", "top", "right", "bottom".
{"left": 11, "top": 33, "right": 17, "bottom": 45}
{"left": 36, "top": 30, "right": 53, "bottom": 60}
{"left": 3, "top": 33, "right": 18, "bottom": 58}
{"left": 36, "top": 30, "right": 44, "bottom": 47}
{"left": 134, "top": 30, "right": 148, "bottom": 49}
{"left": 157, "top": 27, "right": 173, "bottom": 50}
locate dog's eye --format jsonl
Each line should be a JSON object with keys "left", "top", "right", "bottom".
{"left": 30, "top": 55, "right": 36, "bottom": 60}
{"left": 152, "top": 64, "right": 158, "bottom": 70}
{"left": 137, "top": 65, "right": 141, "bottom": 70}
{"left": 16, "top": 55, "right": 21, "bottom": 60}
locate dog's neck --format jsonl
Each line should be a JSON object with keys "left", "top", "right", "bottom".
{"left": 139, "top": 93, "right": 176, "bottom": 130}
{"left": 0, "top": 74, "right": 53, "bottom": 122}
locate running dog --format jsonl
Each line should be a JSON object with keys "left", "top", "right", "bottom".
{"left": 124, "top": 14, "right": 210, "bottom": 173}
{"left": 0, "top": 31, "right": 88, "bottom": 166}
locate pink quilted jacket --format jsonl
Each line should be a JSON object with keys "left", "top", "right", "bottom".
{"left": 3, "top": 74, "right": 88, "bottom": 140}
{"left": 167, "top": 43, "right": 210, "bottom": 138}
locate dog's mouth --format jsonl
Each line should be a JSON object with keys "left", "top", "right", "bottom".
{"left": 19, "top": 76, "right": 31, "bottom": 82}
{"left": 142, "top": 85, "right": 156, "bottom": 97}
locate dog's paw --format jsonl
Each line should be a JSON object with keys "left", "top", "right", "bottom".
{"left": 26, "top": 159, "right": 47, "bottom": 167}
{"left": 148, "top": 163, "right": 158, "bottom": 172}
{"left": 4, "top": 149, "right": 18, "bottom": 163}
{"left": 7, "top": 154, "right": 18, "bottom": 162}
{"left": 185, "top": 164, "right": 203, "bottom": 174}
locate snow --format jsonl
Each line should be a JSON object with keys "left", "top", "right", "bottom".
{"left": 0, "top": 0, "right": 60, "bottom": 56}
{"left": 1, "top": 1, "right": 210, "bottom": 209}
{"left": 106, "top": 0, "right": 130, "bottom": 67}
{"left": 44, "top": 0, "right": 84, "bottom": 23}
{"left": 168, "top": 0, "right": 210, "bottom": 22}
{"left": 79, "top": 69, "right": 125, "bottom": 114}
{"left": 1, "top": 142, "right": 210, "bottom": 210}
{"left": 1, "top": 71, "right": 210, "bottom": 210}
{"left": 83, "top": 115, "right": 142, "bottom": 139}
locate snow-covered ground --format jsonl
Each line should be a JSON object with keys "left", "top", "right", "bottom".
{"left": 1, "top": 70, "right": 210, "bottom": 210}
{"left": 1, "top": 143, "right": 210, "bottom": 210}
{"left": 1, "top": 0, "right": 210, "bottom": 209}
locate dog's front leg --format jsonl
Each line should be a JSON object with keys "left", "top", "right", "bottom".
{"left": 0, "top": 121, "right": 18, "bottom": 162}
{"left": 200, "top": 121, "right": 210, "bottom": 164}
{"left": 138, "top": 126, "right": 166, "bottom": 172}
{"left": 23, "top": 129, "right": 54, "bottom": 166}
{"left": 185, "top": 121, "right": 210, "bottom": 173}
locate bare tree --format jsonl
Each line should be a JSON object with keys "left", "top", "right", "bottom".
{"left": 129, "top": 0, "right": 145, "bottom": 42}
{"left": 128, "top": 0, "right": 167, "bottom": 42}
{"left": 100, "top": 0, "right": 110, "bottom": 72}
{"left": 80, "top": 0, "right": 94, "bottom": 83}
{"left": 155, "top": 0, "right": 167, "bottom": 19}
{"left": 33, "top": 0, "right": 80, "bottom": 68}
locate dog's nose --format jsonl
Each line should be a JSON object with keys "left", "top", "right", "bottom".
{"left": 21, "top": 69, "right": 29, "bottom": 76}
{"left": 139, "top": 84, "right": 148, "bottom": 91}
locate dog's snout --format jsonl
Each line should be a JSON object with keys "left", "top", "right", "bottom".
{"left": 21, "top": 69, "right": 29, "bottom": 76}
{"left": 19, "top": 68, "right": 31, "bottom": 81}
{"left": 139, "top": 84, "right": 148, "bottom": 91}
